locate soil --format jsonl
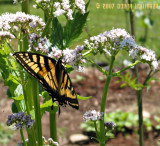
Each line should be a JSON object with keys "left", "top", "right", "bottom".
{"left": 0, "top": 66, "right": 160, "bottom": 146}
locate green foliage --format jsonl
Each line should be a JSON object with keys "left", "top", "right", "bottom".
{"left": 81, "top": 110, "right": 152, "bottom": 136}
{"left": 81, "top": 121, "right": 97, "bottom": 132}
{"left": 40, "top": 91, "right": 58, "bottom": 115}
{"left": 0, "top": 123, "right": 14, "bottom": 145}
{"left": 51, "top": 10, "right": 89, "bottom": 49}
{"left": 105, "top": 110, "right": 138, "bottom": 132}
{"left": 63, "top": 11, "right": 89, "bottom": 48}
{"left": 117, "top": 72, "right": 144, "bottom": 90}
{"left": 77, "top": 95, "right": 92, "bottom": 100}
{"left": 65, "top": 64, "right": 74, "bottom": 73}
{"left": 0, "top": 45, "right": 19, "bottom": 99}
{"left": 51, "top": 17, "right": 64, "bottom": 49}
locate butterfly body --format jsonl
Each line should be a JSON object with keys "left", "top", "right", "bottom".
{"left": 13, "top": 52, "right": 79, "bottom": 110}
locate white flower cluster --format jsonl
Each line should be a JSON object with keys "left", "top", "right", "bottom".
{"left": 42, "top": 137, "right": 59, "bottom": 146}
{"left": 28, "top": 33, "right": 49, "bottom": 53}
{"left": 84, "top": 28, "right": 136, "bottom": 56}
{"left": 0, "top": 31, "right": 15, "bottom": 46}
{"left": 84, "top": 28, "right": 159, "bottom": 70}
{"left": 48, "top": 46, "right": 85, "bottom": 72}
{"left": 34, "top": 0, "right": 86, "bottom": 20}
{"left": 0, "top": 12, "right": 45, "bottom": 35}
{"left": 83, "top": 110, "right": 104, "bottom": 121}
{"left": 137, "top": 46, "right": 158, "bottom": 70}
{"left": 0, "top": 31, "right": 15, "bottom": 40}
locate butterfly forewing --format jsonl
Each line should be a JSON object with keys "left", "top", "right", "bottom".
{"left": 13, "top": 52, "right": 59, "bottom": 95}
{"left": 13, "top": 52, "right": 79, "bottom": 110}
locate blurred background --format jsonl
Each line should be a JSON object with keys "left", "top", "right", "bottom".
{"left": 0, "top": 0, "right": 160, "bottom": 145}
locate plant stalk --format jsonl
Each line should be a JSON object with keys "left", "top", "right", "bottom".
{"left": 137, "top": 90, "right": 144, "bottom": 146}
{"left": 112, "top": 60, "right": 141, "bottom": 77}
{"left": 99, "top": 56, "right": 115, "bottom": 146}
{"left": 128, "top": 1, "right": 144, "bottom": 146}
{"left": 20, "top": 129, "right": 27, "bottom": 146}
{"left": 32, "top": 78, "right": 43, "bottom": 146}
{"left": 49, "top": 112, "right": 57, "bottom": 141}
{"left": 22, "top": 0, "right": 30, "bottom": 14}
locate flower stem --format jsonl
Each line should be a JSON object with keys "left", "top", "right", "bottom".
{"left": 22, "top": 0, "right": 30, "bottom": 14}
{"left": 137, "top": 90, "right": 144, "bottom": 146}
{"left": 99, "top": 56, "right": 115, "bottom": 146}
{"left": 86, "top": 58, "right": 107, "bottom": 76}
{"left": 20, "top": 129, "right": 27, "bottom": 146}
{"left": 49, "top": 112, "right": 57, "bottom": 141}
{"left": 112, "top": 60, "right": 141, "bottom": 77}
{"left": 94, "top": 121, "right": 100, "bottom": 139}
{"left": 32, "top": 78, "right": 43, "bottom": 146}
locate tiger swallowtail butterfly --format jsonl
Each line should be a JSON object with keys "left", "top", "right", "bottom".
{"left": 13, "top": 52, "right": 79, "bottom": 112}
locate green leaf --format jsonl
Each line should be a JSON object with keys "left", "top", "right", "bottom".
{"left": 4, "top": 74, "right": 19, "bottom": 98}
{"left": 13, "top": 84, "right": 23, "bottom": 97}
{"left": 146, "top": 77, "right": 157, "bottom": 83}
{"left": 51, "top": 1, "right": 89, "bottom": 49}
{"left": 12, "top": 102, "right": 18, "bottom": 113}
{"left": 40, "top": 99, "right": 58, "bottom": 113}
{"left": 12, "top": 94, "right": 24, "bottom": 100}
{"left": 77, "top": 95, "right": 92, "bottom": 100}
{"left": 41, "top": 91, "right": 50, "bottom": 102}
{"left": 120, "top": 83, "right": 127, "bottom": 88}
{"left": 3, "top": 43, "right": 10, "bottom": 55}
{"left": 65, "top": 64, "right": 74, "bottom": 73}
{"left": 51, "top": 17, "right": 64, "bottom": 49}
{"left": 63, "top": 11, "right": 89, "bottom": 48}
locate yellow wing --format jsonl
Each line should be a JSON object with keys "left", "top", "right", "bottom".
{"left": 56, "top": 60, "right": 79, "bottom": 109}
{"left": 13, "top": 52, "right": 79, "bottom": 109}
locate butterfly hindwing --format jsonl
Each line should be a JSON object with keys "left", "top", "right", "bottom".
{"left": 13, "top": 52, "right": 79, "bottom": 110}
{"left": 56, "top": 60, "right": 79, "bottom": 109}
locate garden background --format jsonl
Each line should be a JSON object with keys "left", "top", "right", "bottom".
{"left": 0, "top": 0, "right": 160, "bottom": 145}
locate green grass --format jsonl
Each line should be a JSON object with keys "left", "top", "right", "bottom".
{"left": 0, "top": 0, "right": 160, "bottom": 66}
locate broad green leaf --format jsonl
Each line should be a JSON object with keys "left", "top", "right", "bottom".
{"left": 12, "top": 102, "right": 18, "bottom": 113}
{"left": 3, "top": 43, "right": 10, "bottom": 55}
{"left": 12, "top": 94, "right": 24, "bottom": 100}
{"left": 40, "top": 99, "right": 58, "bottom": 114}
{"left": 77, "top": 95, "right": 92, "bottom": 100}
{"left": 63, "top": 11, "right": 89, "bottom": 48}
{"left": 51, "top": 18, "right": 64, "bottom": 49}
{"left": 14, "top": 99, "right": 26, "bottom": 112}
{"left": 14, "top": 84, "right": 23, "bottom": 97}
{"left": 4, "top": 74, "right": 19, "bottom": 98}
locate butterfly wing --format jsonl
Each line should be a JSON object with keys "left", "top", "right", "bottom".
{"left": 13, "top": 52, "right": 79, "bottom": 109}
{"left": 56, "top": 60, "right": 79, "bottom": 109}
{"left": 13, "top": 52, "right": 59, "bottom": 101}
